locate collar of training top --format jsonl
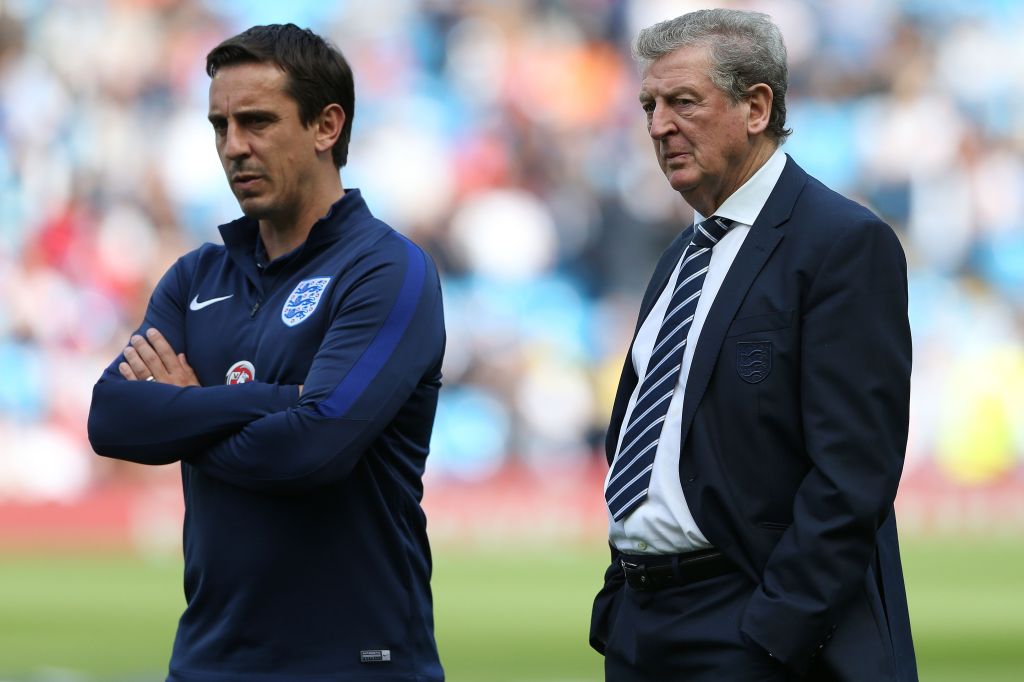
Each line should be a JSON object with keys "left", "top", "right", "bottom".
{"left": 218, "top": 189, "right": 373, "bottom": 260}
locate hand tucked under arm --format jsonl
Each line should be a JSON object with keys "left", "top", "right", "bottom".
{"left": 188, "top": 236, "right": 444, "bottom": 491}
{"left": 119, "top": 327, "right": 200, "bottom": 387}
{"left": 95, "top": 326, "right": 300, "bottom": 464}
{"left": 89, "top": 251, "right": 299, "bottom": 465}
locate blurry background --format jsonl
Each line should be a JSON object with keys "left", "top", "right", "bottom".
{"left": 0, "top": 0, "right": 1022, "bottom": 680}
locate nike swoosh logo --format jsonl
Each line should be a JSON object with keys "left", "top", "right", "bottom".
{"left": 190, "top": 294, "right": 233, "bottom": 311}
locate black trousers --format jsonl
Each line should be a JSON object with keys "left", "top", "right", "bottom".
{"left": 604, "top": 570, "right": 797, "bottom": 682}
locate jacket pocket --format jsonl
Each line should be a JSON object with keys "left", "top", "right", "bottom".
{"left": 726, "top": 310, "right": 794, "bottom": 338}
{"left": 758, "top": 521, "right": 791, "bottom": 532}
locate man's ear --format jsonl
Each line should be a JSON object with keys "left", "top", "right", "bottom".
{"left": 313, "top": 103, "right": 345, "bottom": 154}
{"left": 745, "top": 83, "right": 773, "bottom": 137}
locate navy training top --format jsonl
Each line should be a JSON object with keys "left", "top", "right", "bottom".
{"left": 88, "top": 190, "right": 446, "bottom": 681}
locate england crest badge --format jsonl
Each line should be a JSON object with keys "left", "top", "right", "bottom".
{"left": 282, "top": 277, "right": 331, "bottom": 327}
{"left": 736, "top": 341, "right": 771, "bottom": 384}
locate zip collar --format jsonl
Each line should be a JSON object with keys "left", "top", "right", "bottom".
{"left": 218, "top": 188, "right": 374, "bottom": 263}
{"left": 217, "top": 189, "right": 375, "bottom": 287}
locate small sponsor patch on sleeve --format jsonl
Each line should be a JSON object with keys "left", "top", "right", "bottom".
{"left": 225, "top": 360, "right": 255, "bottom": 385}
{"left": 360, "top": 649, "right": 392, "bottom": 663}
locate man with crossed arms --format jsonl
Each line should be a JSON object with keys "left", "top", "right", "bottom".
{"left": 89, "top": 24, "right": 445, "bottom": 681}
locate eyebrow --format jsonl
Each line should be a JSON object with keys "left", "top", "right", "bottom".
{"left": 207, "top": 108, "right": 279, "bottom": 123}
{"left": 638, "top": 86, "right": 699, "bottom": 103}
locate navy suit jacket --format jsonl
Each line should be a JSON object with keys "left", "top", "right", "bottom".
{"left": 591, "top": 156, "right": 917, "bottom": 681}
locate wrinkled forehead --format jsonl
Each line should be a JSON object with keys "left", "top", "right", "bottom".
{"left": 208, "top": 61, "right": 289, "bottom": 111}
{"left": 639, "top": 45, "right": 713, "bottom": 97}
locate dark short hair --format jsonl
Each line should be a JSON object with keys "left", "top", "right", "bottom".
{"left": 634, "top": 9, "right": 792, "bottom": 143}
{"left": 206, "top": 24, "right": 355, "bottom": 168}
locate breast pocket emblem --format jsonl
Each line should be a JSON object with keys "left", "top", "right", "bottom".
{"left": 737, "top": 341, "right": 771, "bottom": 384}
{"left": 282, "top": 277, "right": 331, "bottom": 327}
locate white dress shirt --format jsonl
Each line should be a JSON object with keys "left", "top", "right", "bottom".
{"left": 606, "top": 148, "right": 788, "bottom": 555}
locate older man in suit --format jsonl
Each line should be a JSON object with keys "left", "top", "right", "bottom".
{"left": 590, "top": 9, "right": 917, "bottom": 682}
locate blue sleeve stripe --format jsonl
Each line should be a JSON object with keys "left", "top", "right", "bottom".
{"left": 316, "top": 238, "right": 426, "bottom": 419}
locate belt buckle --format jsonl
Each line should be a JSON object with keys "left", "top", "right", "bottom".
{"left": 620, "top": 559, "right": 649, "bottom": 587}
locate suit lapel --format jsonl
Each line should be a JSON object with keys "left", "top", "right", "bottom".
{"left": 637, "top": 228, "right": 692, "bottom": 332}
{"left": 677, "top": 157, "right": 808, "bottom": 450}
{"left": 604, "top": 228, "right": 692, "bottom": 464}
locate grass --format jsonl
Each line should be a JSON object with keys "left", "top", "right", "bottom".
{"left": 0, "top": 536, "right": 1021, "bottom": 681}
{"left": 902, "top": 535, "right": 1024, "bottom": 682}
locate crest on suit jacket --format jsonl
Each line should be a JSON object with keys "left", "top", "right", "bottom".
{"left": 737, "top": 341, "right": 771, "bottom": 383}
{"left": 282, "top": 277, "right": 331, "bottom": 327}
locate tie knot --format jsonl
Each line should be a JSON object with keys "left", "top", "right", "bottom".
{"left": 691, "top": 216, "right": 735, "bottom": 249}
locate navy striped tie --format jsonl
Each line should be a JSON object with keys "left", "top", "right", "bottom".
{"left": 605, "top": 216, "right": 736, "bottom": 522}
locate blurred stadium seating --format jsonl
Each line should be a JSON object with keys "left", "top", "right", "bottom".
{"left": 0, "top": 0, "right": 1022, "bottom": 551}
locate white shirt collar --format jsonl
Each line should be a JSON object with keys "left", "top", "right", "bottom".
{"left": 693, "top": 147, "right": 788, "bottom": 227}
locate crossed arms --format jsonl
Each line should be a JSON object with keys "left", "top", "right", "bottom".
{"left": 88, "top": 236, "right": 445, "bottom": 492}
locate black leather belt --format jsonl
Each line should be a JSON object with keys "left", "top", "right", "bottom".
{"left": 619, "top": 549, "right": 736, "bottom": 591}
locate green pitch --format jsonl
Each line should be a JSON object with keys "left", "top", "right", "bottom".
{"left": 0, "top": 536, "right": 1021, "bottom": 681}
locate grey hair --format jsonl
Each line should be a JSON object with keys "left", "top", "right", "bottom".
{"left": 633, "top": 9, "right": 792, "bottom": 142}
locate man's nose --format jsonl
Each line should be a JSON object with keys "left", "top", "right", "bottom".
{"left": 222, "top": 123, "right": 250, "bottom": 160}
{"left": 648, "top": 103, "right": 675, "bottom": 139}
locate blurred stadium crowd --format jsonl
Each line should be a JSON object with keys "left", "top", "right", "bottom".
{"left": 0, "top": 0, "right": 1022, "bottom": 506}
